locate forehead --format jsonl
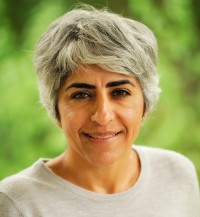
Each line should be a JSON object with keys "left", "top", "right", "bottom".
{"left": 65, "top": 65, "right": 140, "bottom": 87}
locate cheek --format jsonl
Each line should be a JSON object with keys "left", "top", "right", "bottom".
{"left": 120, "top": 99, "right": 144, "bottom": 135}
{"left": 122, "top": 97, "right": 144, "bottom": 120}
{"left": 59, "top": 106, "right": 86, "bottom": 139}
{"left": 123, "top": 108, "right": 143, "bottom": 129}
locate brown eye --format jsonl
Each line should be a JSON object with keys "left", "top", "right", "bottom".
{"left": 112, "top": 89, "right": 131, "bottom": 97}
{"left": 71, "top": 91, "right": 92, "bottom": 100}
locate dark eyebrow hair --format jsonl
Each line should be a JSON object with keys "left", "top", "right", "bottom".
{"left": 65, "top": 79, "right": 135, "bottom": 91}
{"left": 65, "top": 83, "right": 96, "bottom": 91}
{"left": 106, "top": 80, "right": 135, "bottom": 88}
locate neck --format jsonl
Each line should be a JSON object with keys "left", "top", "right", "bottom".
{"left": 47, "top": 148, "right": 141, "bottom": 194}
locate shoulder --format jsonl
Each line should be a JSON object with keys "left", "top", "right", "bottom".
{"left": 0, "top": 159, "right": 45, "bottom": 200}
{"left": 0, "top": 168, "right": 34, "bottom": 216}
{"left": 0, "top": 192, "right": 24, "bottom": 217}
{"left": 137, "top": 145, "right": 195, "bottom": 168}
{"left": 0, "top": 174, "right": 30, "bottom": 199}
{"left": 135, "top": 145, "right": 198, "bottom": 184}
{"left": 134, "top": 146, "right": 200, "bottom": 214}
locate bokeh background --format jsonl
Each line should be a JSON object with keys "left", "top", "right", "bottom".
{"left": 0, "top": 0, "right": 200, "bottom": 182}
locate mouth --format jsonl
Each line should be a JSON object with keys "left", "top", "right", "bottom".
{"left": 83, "top": 132, "right": 121, "bottom": 143}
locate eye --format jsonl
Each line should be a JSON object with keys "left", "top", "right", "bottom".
{"left": 112, "top": 89, "right": 131, "bottom": 98}
{"left": 70, "top": 91, "right": 92, "bottom": 100}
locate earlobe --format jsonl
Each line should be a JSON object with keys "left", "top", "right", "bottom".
{"left": 142, "top": 111, "right": 148, "bottom": 120}
{"left": 141, "top": 109, "right": 148, "bottom": 124}
{"left": 142, "top": 101, "right": 148, "bottom": 119}
{"left": 143, "top": 109, "right": 147, "bottom": 117}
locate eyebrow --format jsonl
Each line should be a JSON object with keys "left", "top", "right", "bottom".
{"left": 65, "top": 79, "right": 135, "bottom": 91}
{"left": 106, "top": 80, "right": 135, "bottom": 88}
{"left": 65, "top": 83, "right": 96, "bottom": 90}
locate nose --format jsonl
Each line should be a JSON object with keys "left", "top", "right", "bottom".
{"left": 91, "top": 95, "right": 114, "bottom": 125}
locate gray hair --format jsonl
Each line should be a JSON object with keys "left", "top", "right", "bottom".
{"left": 34, "top": 5, "right": 161, "bottom": 120}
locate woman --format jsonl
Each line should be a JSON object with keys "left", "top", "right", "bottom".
{"left": 0, "top": 5, "right": 199, "bottom": 217}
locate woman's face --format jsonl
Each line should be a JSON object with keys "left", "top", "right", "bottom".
{"left": 57, "top": 65, "right": 145, "bottom": 167}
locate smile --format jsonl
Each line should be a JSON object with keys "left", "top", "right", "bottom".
{"left": 84, "top": 133, "right": 120, "bottom": 139}
{"left": 83, "top": 132, "right": 121, "bottom": 143}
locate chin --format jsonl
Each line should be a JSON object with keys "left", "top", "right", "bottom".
{"left": 86, "top": 151, "right": 122, "bottom": 167}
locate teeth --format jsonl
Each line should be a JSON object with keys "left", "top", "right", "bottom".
{"left": 87, "top": 133, "right": 117, "bottom": 139}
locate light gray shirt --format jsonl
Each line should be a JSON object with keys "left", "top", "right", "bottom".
{"left": 0, "top": 146, "right": 199, "bottom": 217}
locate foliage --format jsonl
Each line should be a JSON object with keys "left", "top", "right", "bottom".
{"left": 0, "top": 0, "right": 199, "bottom": 182}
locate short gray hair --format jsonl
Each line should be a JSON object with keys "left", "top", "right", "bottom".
{"left": 34, "top": 5, "right": 161, "bottom": 120}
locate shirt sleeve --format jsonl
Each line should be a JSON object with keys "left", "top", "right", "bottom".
{"left": 0, "top": 192, "right": 24, "bottom": 217}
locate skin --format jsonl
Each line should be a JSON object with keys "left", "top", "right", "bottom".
{"left": 46, "top": 65, "right": 145, "bottom": 194}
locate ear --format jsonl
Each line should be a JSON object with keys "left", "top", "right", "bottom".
{"left": 55, "top": 118, "right": 62, "bottom": 128}
{"left": 143, "top": 110, "right": 148, "bottom": 119}
{"left": 142, "top": 102, "right": 147, "bottom": 119}
{"left": 141, "top": 109, "right": 148, "bottom": 124}
{"left": 54, "top": 105, "right": 62, "bottom": 127}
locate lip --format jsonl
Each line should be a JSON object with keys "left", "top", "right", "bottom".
{"left": 83, "top": 132, "right": 121, "bottom": 143}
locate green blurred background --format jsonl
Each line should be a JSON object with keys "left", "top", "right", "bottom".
{"left": 0, "top": 0, "right": 200, "bottom": 182}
